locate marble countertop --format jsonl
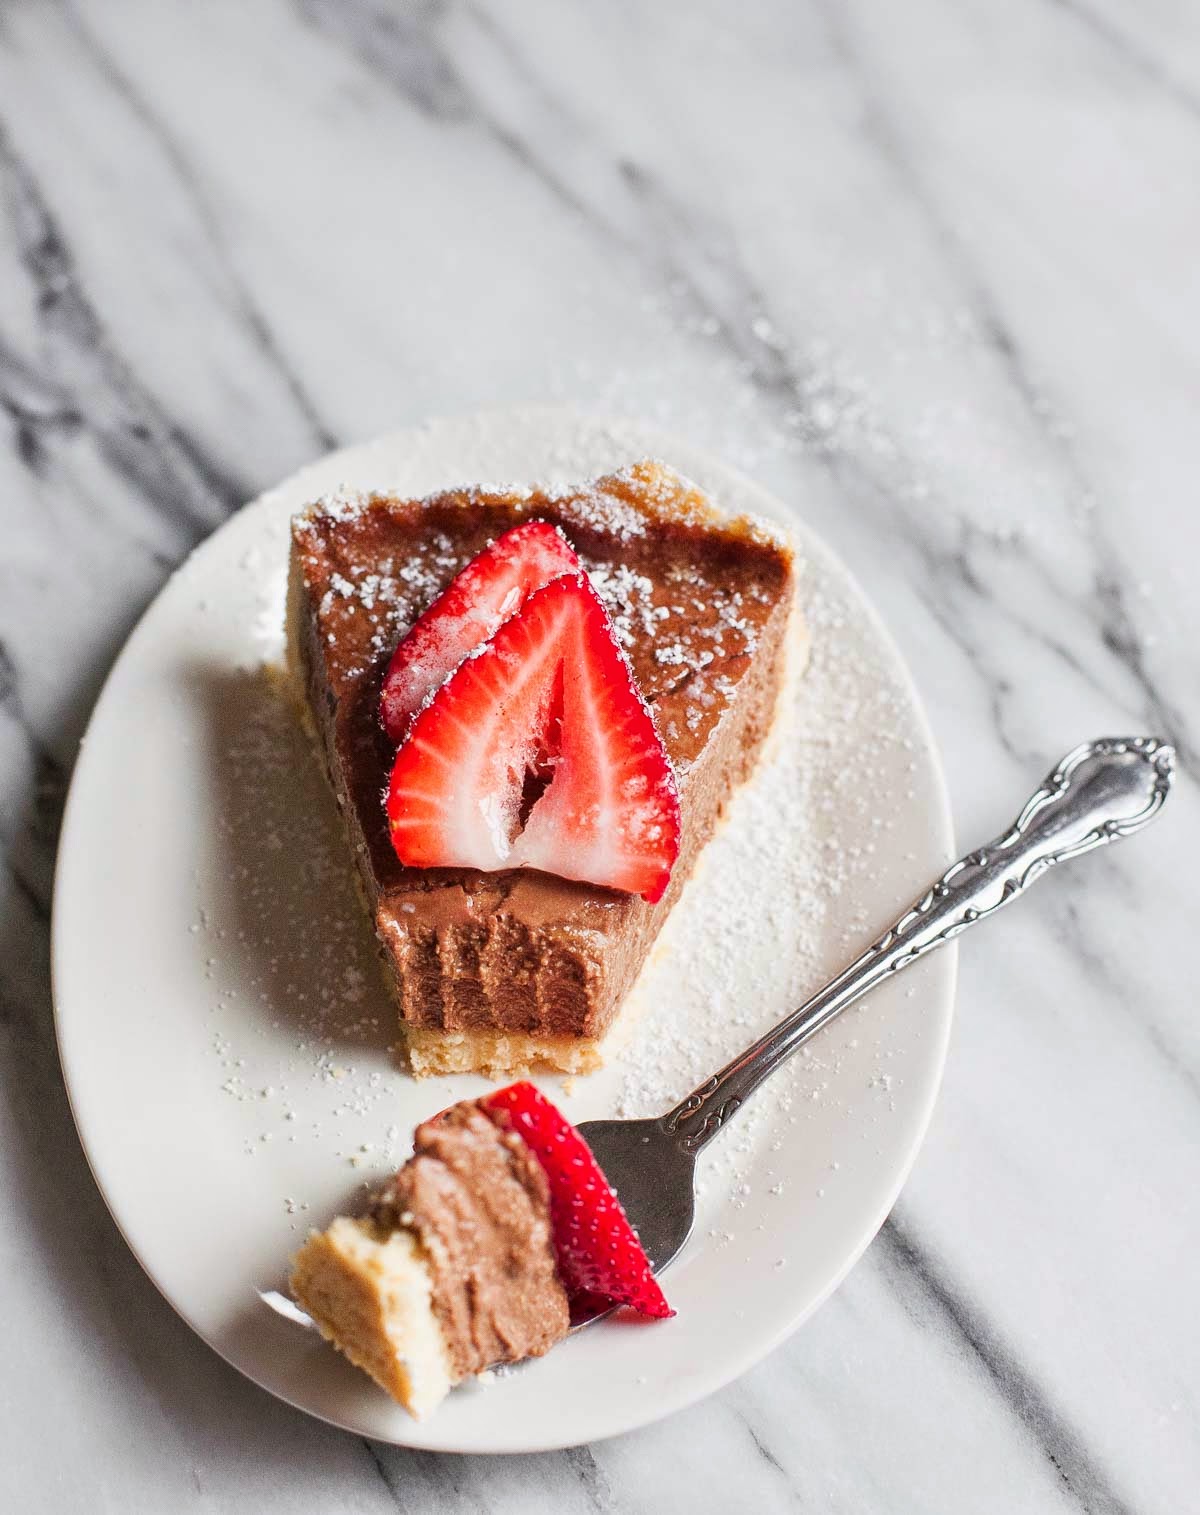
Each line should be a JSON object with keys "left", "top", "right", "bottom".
{"left": 1, "top": 2, "right": 1196, "bottom": 1510}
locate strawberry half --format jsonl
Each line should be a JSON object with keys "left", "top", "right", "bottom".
{"left": 483, "top": 1081, "right": 673, "bottom": 1319}
{"left": 380, "top": 520, "right": 580, "bottom": 743}
{"left": 385, "top": 572, "right": 681, "bottom": 902}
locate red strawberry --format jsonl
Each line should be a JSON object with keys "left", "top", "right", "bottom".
{"left": 385, "top": 573, "right": 680, "bottom": 902}
{"left": 380, "top": 520, "right": 580, "bottom": 742}
{"left": 482, "top": 1081, "right": 673, "bottom": 1319}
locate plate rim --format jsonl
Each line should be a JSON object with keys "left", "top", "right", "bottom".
{"left": 51, "top": 405, "right": 957, "bottom": 1452}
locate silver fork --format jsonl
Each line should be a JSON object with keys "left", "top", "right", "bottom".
{"left": 571, "top": 735, "right": 1173, "bottom": 1319}
{"left": 262, "top": 736, "right": 1173, "bottom": 1333}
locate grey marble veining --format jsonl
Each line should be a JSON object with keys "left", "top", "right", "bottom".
{"left": 1, "top": 2, "right": 1196, "bottom": 1511}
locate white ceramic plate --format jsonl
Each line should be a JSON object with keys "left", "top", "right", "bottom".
{"left": 53, "top": 408, "right": 955, "bottom": 1452}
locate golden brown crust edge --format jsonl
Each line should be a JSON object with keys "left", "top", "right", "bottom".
{"left": 290, "top": 1218, "right": 454, "bottom": 1419}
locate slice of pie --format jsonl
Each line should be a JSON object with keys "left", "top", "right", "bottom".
{"left": 286, "top": 460, "right": 803, "bottom": 1077}
{"left": 291, "top": 1082, "right": 669, "bottom": 1418}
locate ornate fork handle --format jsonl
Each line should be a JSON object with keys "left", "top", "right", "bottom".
{"left": 664, "top": 736, "right": 1175, "bottom": 1155}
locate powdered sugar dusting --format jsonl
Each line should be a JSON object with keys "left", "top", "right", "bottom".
{"left": 295, "top": 462, "right": 789, "bottom": 774}
{"left": 190, "top": 664, "right": 416, "bottom": 1216}
{"left": 307, "top": 486, "right": 373, "bottom": 523}
{"left": 544, "top": 478, "right": 647, "bottom": 542}
{"left": 303, "top": 530, "right": 467, "bottom": 678}
{"left": 606, "top": 556, "right": 926, "bottom": 1209}
{"left": 195, "top": 419, "right": 946, "bottom": 1259}
{"left": 585, "top": 561, "right": 658, "bottom": 647}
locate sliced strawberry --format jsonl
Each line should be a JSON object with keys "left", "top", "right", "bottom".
{"left": 380, "top": 520, "right": 580, "bottom": 743}
{"left": 482, "top": 1081, "right": 673, "bottom": 1319}
{"left": 385, "top": 573, "right": 680, "bottom": 902}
